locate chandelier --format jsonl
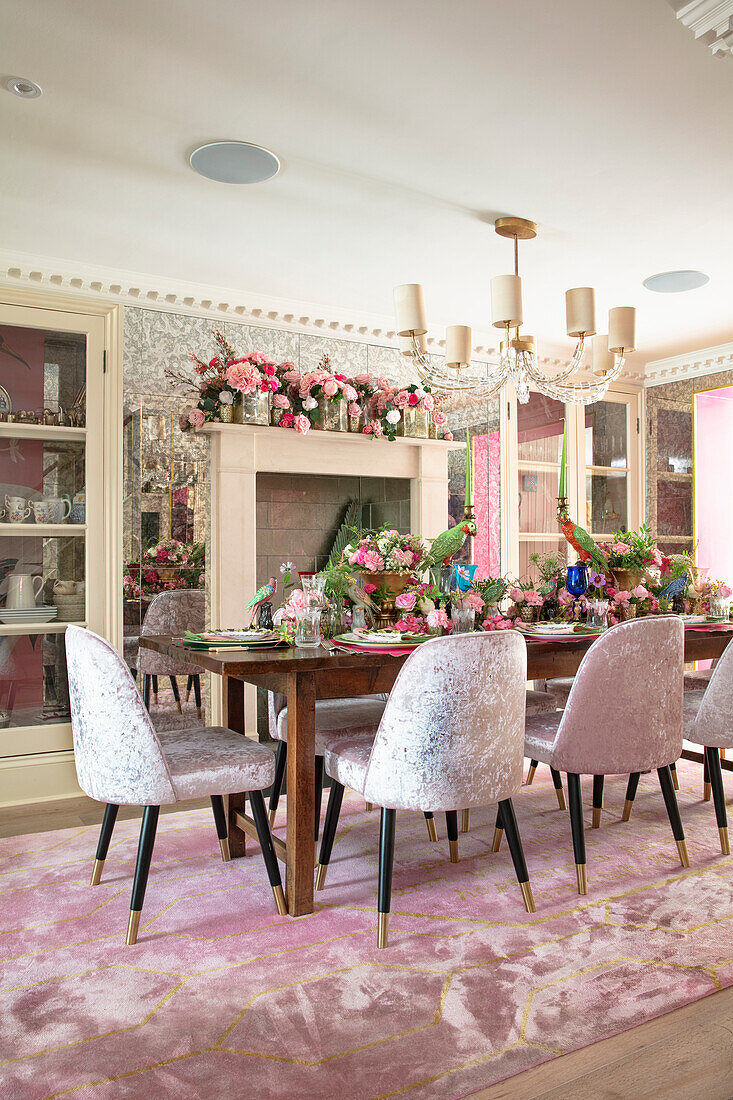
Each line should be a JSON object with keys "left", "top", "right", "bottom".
{"left": 393, "top": 216, "right": 636, "bottom": 405}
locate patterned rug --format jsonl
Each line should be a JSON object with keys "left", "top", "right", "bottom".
{"left": 2, "top": 758, "right": 732, "bottom": 1099}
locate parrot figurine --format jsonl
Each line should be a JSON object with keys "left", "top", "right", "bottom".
{"left": 427, "top": 519, "right": 478, "bottom": 569}
{"left": 660, "top": 573, "right": 689, "bottom": 600}
{"left": 245, "top": 577, "right": 277, "bottom": 627}
{"left": 556, "top": 417, "right": 609, "bottom": 576}
{"left": 343, "top": 577, "right": 378, "bottom": 612}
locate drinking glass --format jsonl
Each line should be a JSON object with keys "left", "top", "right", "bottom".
{"left": 351, "top": 606, "right": 366, "bottom": 630}
{"left": 295, "top": 608, "right": 322, "bottom": 648}
{"left": 302, "top": 574, "right": 327, "bottom": 607}
{"left": 451, "top": 608, "right": 475, "bottom": 633}
{"left": 565, "top": 563, "right": 589, "bottom": 599}
{"left": 708, "top": 596, "right": 730, "bottom": 621}
{"left": 586, "top": 598, "right": 609, "bottom": 630}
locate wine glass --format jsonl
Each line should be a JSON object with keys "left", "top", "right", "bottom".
{"left": 566, "top": 563, "right": 589, "bottom": 620}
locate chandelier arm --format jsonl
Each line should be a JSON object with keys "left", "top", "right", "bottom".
{"left": 529, "top": 354, "right": 626, "bottom": 405}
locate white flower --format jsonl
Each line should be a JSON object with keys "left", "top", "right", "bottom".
{"left": 302, "top": 396, "right": 317, "bottom": 411}
{"left": 219, "top": 390, "right": 234, "bottom": 405}
{"left": 280, "top": 561, "right": 294, "bottom": 574}
{"left": 386, "top": 409, "right": 401, "bottom": 425}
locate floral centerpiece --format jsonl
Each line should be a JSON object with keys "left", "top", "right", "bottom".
{"left": 123, "top": 540, "right": 205, "bottom": 599}
{"left": 600, "top": 526, "right": 663, "bottom": 590}
{"left": 508, "top": 581, "right": 546, "bottom": 623}
{"left": 344, "top": 527, "right": 430, "bottom": 623}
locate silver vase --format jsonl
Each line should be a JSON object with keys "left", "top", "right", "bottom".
{"left": 241, "top": 389, "right": 270, "bottom": 425}
{"left": 402, "top": 407, "right": 429, "bottom": 438}
{"left": 315, "top": 396, "right": 347, "bottom": 431}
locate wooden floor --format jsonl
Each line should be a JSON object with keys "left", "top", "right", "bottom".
{"left": 2, "top": 797, "right": 732, "bottom": 1099}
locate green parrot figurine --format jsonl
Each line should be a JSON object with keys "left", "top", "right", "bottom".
{"left": 245, "top": 577, "right": 277, "bottom": 627}
{"left": 427, "top": 519, "right": 478, "bottom": 569}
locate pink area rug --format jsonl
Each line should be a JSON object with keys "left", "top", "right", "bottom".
{"left": 2, "top": 758, "right": 733, "bottom": 1099}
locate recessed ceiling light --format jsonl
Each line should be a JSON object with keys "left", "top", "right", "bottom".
{"left": 189, "top": 141, "right": 280, "bottom": 184}
{"left": 643, "top": 270, "right": 710, "bottom": 293}
{"left": 5, "top": 76, "right": 42, "bottom": 99}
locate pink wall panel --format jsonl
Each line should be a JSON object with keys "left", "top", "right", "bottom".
{"left": 695, "top": 388, "right": 733, "bottom": 583}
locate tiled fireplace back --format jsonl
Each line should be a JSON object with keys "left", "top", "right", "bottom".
{"left": 255, "top": 473, "right": 411, "bottom": 588}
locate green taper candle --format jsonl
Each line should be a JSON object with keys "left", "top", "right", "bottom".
{"left": 465, "top": 427, "right": 472, "bottom": 506}
{"left": 558, "top": 418, "right": 566, "bottom": 500}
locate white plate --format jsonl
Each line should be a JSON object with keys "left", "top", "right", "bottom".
{"left": 0, "top": 608, "right": 58, "bottom": 624}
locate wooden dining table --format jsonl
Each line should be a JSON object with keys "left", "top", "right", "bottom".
{"left": 140, "top": 624, "right": 733, "bottom": 917}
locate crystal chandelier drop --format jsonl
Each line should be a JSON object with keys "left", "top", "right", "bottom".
{"left": 394, "top": 216, "right": 636, "bottom": 405}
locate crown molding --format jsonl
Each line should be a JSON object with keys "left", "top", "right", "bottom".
{"left": 644, "top": 339, "right": 733, "bottom": 387}
{"left": 0, "top": 248, "right": 645, "bottom": 384}
{"left": 673, "top": 1, "right": 733, "bottom": 59}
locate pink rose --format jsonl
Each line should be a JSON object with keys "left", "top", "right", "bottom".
{"left": 408, "top": 392, "right": 419, "bottom": 406}
{"left": 293, "top": 414, "right": 311, "bottom": 435}
{"left": 353, "top": 373, "right": 371, "bottom": 385}
{"left": 427, "top": 608, "right": 450, "bottom": 631}
{"left": 394, "top": 390, "right": 410, "bottom": 409}
{"left": 524, "top": 590, "right": 544, "bottom": 606}
{"left": 509, "top": 587, "right": 524, "bottom": 603}
{"left": 188, "top": 408, "right": 205, "bottom": 427}
{"left": 280, "top": 413, "right": 295, "bottom": 428}
{"left": 443, "top": 431, "right": 454, "bottom": 441}
{"left": 283, "top": 370, "right": 301, "bottom": 385}
{"left": 459, "top": 591, "right": 485, "bottom": 612}
{"left": 432, "top": 410, "right": 448, "bottom": 428}
{"left": 395, "top": 591, "right": 417, "bottom": 611}
{"left": 363, "top": 424, "right": 373, "bottom": 435}
{"left": 632, "top": 585, "right": 649, "bottom": 599}
{"left": 377, "top": 377, "right": 391, "bottom": 391}
{"left": 363, "top": 583, "right": 377, "bottom": 594}
{"left": 614, "top": 590, "right": 631, "bottom": 606}
{"left": 226, "top": 362, "right": 261, "bottom": 394}
{"left": 612, "top": 542, "right": 631, "bottom": 555}
{"left": 420, "top": 393, "right": 435, "bottom": 412}
{"left": 272, "top": 393, "right": 290, "bottom": 410}
{"left": 347, "top": 402, "right": 362, "bottom": 417}
{"left": 370, "top": 419, "right": 383, "bottom": 437}
{"left": 342, "top": 384, "right": 358, "bottom": 402}
{"left": 362, "top": 550, "right": 384, "bottom": 571}
{"left": 322, "top": 378, "right": 339, "bottom": 398}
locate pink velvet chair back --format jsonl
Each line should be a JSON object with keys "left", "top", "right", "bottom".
{"left": 66, "top": 626, "right": 177, "bottom": 806}
{"left": 550, "top": 616, "right": 684, "bottom": 775}
{"left": 690, "top": 635, "right": 733, "bottom": 749}
{"left": 362, "top": 631, "right": 527, "bottom": 810}
{"left": 137, "top": 589, "right": 205, "bottom": 676}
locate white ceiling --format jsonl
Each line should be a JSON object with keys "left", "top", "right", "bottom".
{"left": 2, "top": 0, "right": 733, "bottom": 366}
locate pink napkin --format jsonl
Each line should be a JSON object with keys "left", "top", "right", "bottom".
{"left": 335, "top": 641, "right": 418, "bottom": 656}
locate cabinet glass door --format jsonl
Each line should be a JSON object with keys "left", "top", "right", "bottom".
{"left": 0, "top": 306, "right": 105, "bottom": 756}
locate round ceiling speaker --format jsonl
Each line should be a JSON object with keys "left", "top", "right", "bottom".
{"left": 189, "top": 141, "right": 280, "bottom": 184}
{"left": 643, "top": 270, "right": 709, "bottom": 293}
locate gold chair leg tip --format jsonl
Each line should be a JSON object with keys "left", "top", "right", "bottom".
{"left": 268, "top": 808, "right": 276, "bottom": 827}
{"left": 491, "top": 827, "right": 503, "bottom": 853}
{"left": 556, "top": 791, "right": 567, "bottom": 811}
{"left": 315, "top": 863, "right": 327, "bottom": 890}
{"left": 426, "top": 819, "right": 438, "bottom": 842}
{"left": 196, "top": 708, "right": 203, "bottom": 720}
{"left": 365, "top": 802, "right": 373, "bottom": 812}
{"left": 676, "top": 839, "right": 690, "bottom": 868}
{"left": 90, "top": 858, "right": 104, "bottom": 886}
{"left": 219, "top": 837, "right": 231, "bottom": 862}
{"left": 272, "top": 884, "right": 288, "bottom": 915}
{"left": 377, "top": 911, "right": 389, "bottom": 949}
{"left": 526, "top": 766, "right": 536, "bottom": 786}
{"left": 520, "top": 881, "right": 535, "bottom": 914}
{"left": 592, "top": 807, "right": 602, "bottom": 829}
{"left": 671, "top": 772, "right": 680, "bottom": 791}
{"left": 449, "top": 839, "right": 459, "bottom": 864}
{"left": 461, "top": 809, "right": 470, "bottom": 833}
{"left": 720, "top": 827, "right": 730, "bottom": 856}
{"left": 576, "top": 864, "right": 587, "bottom": 895}
{"left": 126, "top": 910, "right": 141, "bottom": 946}
{"left": 622, "top": 799, "right": 633, "bottom": 822}
{"left": 704, "top": 782, "right": 712, "bottom": 802}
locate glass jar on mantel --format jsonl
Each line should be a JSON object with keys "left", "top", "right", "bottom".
{"left": 348, "top": 409, "right": 366, "bottom": 434}
{"left": 315, "top": 396, "right": 347, "bottom": 432}
{"left": 219, "top": 390, "right": 270, "bottom": 425}
{"left": 395, "top": 407, "right": 429, "bottom": 439}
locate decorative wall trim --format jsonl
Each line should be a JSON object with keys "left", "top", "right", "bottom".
{"left": 0, "top": 248, "right": 645, "bottom": 381}
{"left": 673, "top": 1, "right": 733, "bottom": 59}
{"left": 644, "top": 340, "right": 733, "bottom": 387}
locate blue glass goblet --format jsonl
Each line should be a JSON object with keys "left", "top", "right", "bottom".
{"left": 566, "top": 563, "right": 588, "bottom": 621}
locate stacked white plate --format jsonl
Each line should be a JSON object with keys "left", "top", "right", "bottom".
{"left": 0, "top": 606, "right": 58, "bottom": 625}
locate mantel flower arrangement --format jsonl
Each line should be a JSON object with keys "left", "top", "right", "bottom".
{"left": 123, "top": 540, "right": 205, "bottom": 599}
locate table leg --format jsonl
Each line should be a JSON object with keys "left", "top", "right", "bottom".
{"left": 286, "top": 670, "right": 316, "bottom": 916}
{"left": 222, "top": 673, "right": 248, "bottom": 859}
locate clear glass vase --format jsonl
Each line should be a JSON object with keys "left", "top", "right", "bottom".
{"left": 240, "top": 390, "right": 270, "bottom": 425}
{"left": 315, "top": 396, "right": 347, "bottom": 431}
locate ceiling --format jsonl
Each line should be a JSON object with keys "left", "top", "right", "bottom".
{"left": 2, "top": 0, "right": 733, "bottom": 367}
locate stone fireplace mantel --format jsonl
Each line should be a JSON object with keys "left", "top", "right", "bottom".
{"left": 199, "top": 422, "right": 464, "bottom": 726}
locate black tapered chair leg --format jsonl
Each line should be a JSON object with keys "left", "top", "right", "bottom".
{"left": 669, "top": 760, "right": 679, "bottom": 791}
{"left": 492, "top": 804, "right": 504, "bottom": 851}
{"left": 424, "top": 811, "right": 438, "bottom": 842}
{"left": 497, "top": 798, "right": 535, "bottom": 913}
{"left": 169, "top": 675, "right": 182, "bottom": 714}
{"left": 377, "top": 807, "right": 396, "bottom": 948}
{"left": 151, "top": 675, "right": 158, "bottom": 703}
{"left": 186, "top": 674, "right": 194, "bottom": 702}
{"left": 210, "top": 795, "right": 230, "bottom": 862}
{"left": 249, "top": 789, "right": 287, "bottom": 914}
{"left": 704, "top": 752, "right": 711, "bottom": 801}
{"left": 192, "top": 674, "right": 202, "bottom": 720}
{"left": 445, "top": 810, "right": 459, "bottom": 863}
{"left": 592, "top": 774, "right": 604, "bottom": 829}
{"left": 567, "top": 773, "right": 587, "bottom": 894}
{"left": 316, "top": 780, "right": 345, "bottom": 889}
{"left": 142, "top": 673, "right": 151, "bottom": 711}
{"left": 127, "top": 806, "right": 160, "bottom": 945}
{"left": 91, "top": 803, "right": 119, "bottom": 884}
{"left": 623, "top": 772, "right": 640, "bottom": 821}
{"left": 526, "top": 759, "right": 538, "bottom": 785}
{"left": 314, "top": 755, "right": 325, "bottom": 843}
{"left": 705, "top": 747, "right": 730, "bottom": 855}
{"left": 658, "top": 765, "right": 690, "bottom": 867}
{"left": 268, "top": 741, "right": 287, "bottom": 825}
{"left": 550, "top": 768, "right": 566, "bottom": 810}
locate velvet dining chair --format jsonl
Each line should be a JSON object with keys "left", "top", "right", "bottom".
{"left": 316, "top": 631, "right": 535, "bottom": 947}
{"left": 137, "top": 589, "right": 205, "bottom": 719}
{"left": 682, "top": 640, "right": 733, "bottom": 854}
{"left": 65, "top": 626, "right": 286, "bottom": 944}
{"left": 522, "top": 616, "right": 686, "bottom": 894}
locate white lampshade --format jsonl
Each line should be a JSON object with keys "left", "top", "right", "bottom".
{"left": 608, "top": 306, "right": 636, "bottom": 353}
{"left": 399, "top": 332, "right": 427, "bottom": 356}
{"left": 592, "top": 335, "right": 615, "bottom": 375}
{"left": 566, "top": 287, "right": 596, "bottom": 338}
{"left": 491, "top": 274, "right": 523, "bottom": 328}
{"left": 394, "top": 284, "right": 427, "bottom": 337}
{"left": 445, "top": 325, "right": 472, "bottom": 366}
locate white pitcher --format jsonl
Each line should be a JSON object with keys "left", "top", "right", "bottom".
{"left": 6, "top": 573, "right": 43, "bottom": 609}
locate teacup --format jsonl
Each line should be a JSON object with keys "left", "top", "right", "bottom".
{"left": 32, "top": 501, "right": 56, "bottom": 524}
{"left": 45, "top": 496, "right": 71, "bottom": 523}
{"left": 5, "top": 495, "right": 31, "bottom": 523}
